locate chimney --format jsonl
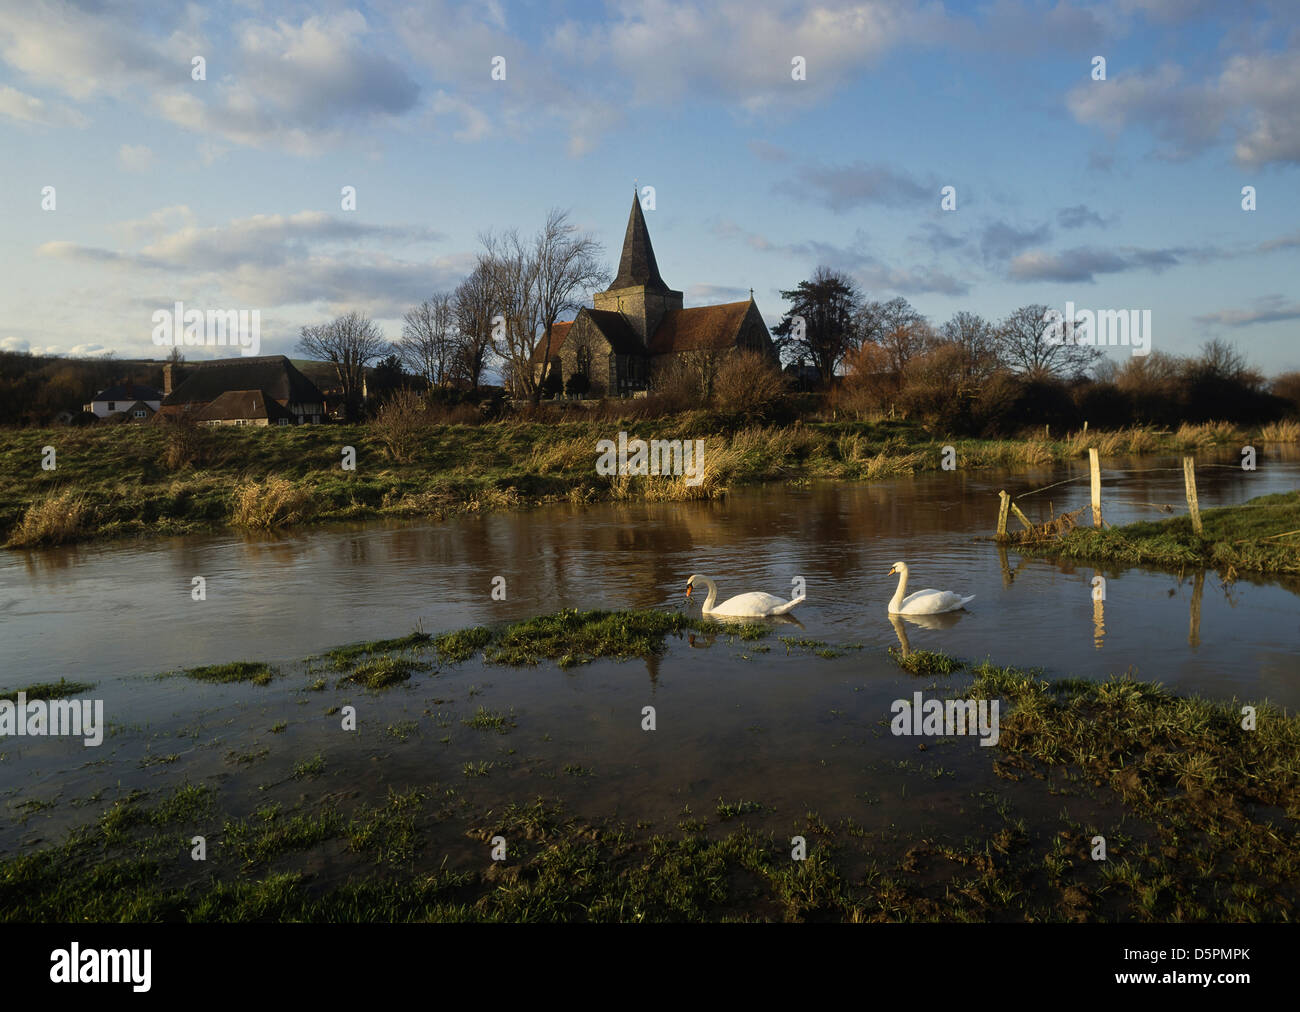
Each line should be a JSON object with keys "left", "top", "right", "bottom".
{"left": 163, "top": 363, "right": 174, "bottom": 396}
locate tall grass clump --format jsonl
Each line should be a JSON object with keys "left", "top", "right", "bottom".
{"left": 1259, "top": 420, "right": 1300, "bottom": 443}
{"left": 230, "top": 478, "right": 315, "bottom": 529}
{"left": 6, "top": 490, "right": 93, "bottom": 547}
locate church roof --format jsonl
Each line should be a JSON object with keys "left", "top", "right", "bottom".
{"left": 530, "top": 321, "right": 573, "bottom": 363}
{"left": 608, "top": 192, "right": 669, "bottom": 293}
{"left": 530, "top": 309, "right": 643, "bottom": 361}
{"left": 647, "top": 301, "right": 754, "bottom": 355}
{"left": 585, "top": 309, "right": 643, "bottom": 354}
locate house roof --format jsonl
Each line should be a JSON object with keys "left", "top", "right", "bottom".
{"left": 607, "top": 192, "right": 669, "bottom": 293}
{"left": 193, "top": 389, "right": 296, "bottom": 422}
{"left": 162, "top": 355, "right": 323, "bottom": 407}
{"left": 92, "top": 383, "right": 162, "bottom": 402}
{"left": 530, "top": 321, "right": 574, "bottom": 363}
{"left": 647, "top": 301, "right": 753, "bottom": 355}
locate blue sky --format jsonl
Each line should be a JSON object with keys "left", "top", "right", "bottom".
{"left": 1, "top": 0, "right": 1297, "bottom": 373}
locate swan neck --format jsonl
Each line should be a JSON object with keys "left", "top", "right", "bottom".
{"left": 890, "top": 569, "right": 908, "bottom": 611}
{"left": 701, "top": 576, "right": 718, "bottom": 612}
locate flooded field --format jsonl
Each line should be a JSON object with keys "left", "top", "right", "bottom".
{"left": 2, "top": 450, "right": 1297, "bottom": 919}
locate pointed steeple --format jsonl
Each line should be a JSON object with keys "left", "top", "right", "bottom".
{"left": 608, "top": 191, "right": 669, "bottom": 292}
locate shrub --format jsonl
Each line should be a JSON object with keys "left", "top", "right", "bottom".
{"left": 373, "top": 389, "right": 429, "bottom": 463}
{"left": 565, "top": 372, "right": 591, "bottom": 398}
{"left": 713, "top": 350, "right": 788, "bottom": 417}
{"left": 649, "top": 356, "right": 707, "bottom": 412}
{"left": 163, "top": 414, "right": 209, "bottom": 471}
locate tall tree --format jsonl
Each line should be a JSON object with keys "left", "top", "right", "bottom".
{"left": 858, "top": 296, "right": 928, "bottom": 385}
{"left": 398, "top": 293, "right": 458, "bottom": 388}
{"left": 939, "top": 310, "right": 998, "bottom": 380}
{"left": 296, "top": 310, "right": 388, "bottom": 421}
{"left": 995, "top": 303, "right": 1099, "bottom": 379}
{"left": 453, "top": 263, "right": 496, "bottom": 391}
{"left": 529, "top": 208, "right": 609, "bottom": 404}
{"left": 478, "top": 227, "right": 538, "bottom": 398}
{"left": 771, "top": 266, "right": 862, "bottom": 383}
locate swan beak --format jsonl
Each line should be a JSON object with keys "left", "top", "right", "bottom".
{"left": 685, "top": 584, "right": 693, "bottom": 598}
{"left": 887, "top": 567, "right": 896, "bottom": 575}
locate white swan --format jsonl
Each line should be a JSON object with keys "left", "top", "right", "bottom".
{"left": 686, "top": 574, "right": 804, "bottom": 618}
{"left": 887, "top": 562, "right": 974, "bottom": 615}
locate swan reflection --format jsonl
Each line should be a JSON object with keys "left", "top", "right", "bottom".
{"left": 889, "top": 609, "right": 966, "bottom": 657}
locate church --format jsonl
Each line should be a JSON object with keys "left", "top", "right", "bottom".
{"left": 533, "top": 194, "right": 774, "bottom": 398}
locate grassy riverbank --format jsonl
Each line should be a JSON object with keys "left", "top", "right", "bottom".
{"left": 1016, "top": 491, "right": 1300, "bottom": 575}
{"left": 4, "top": 418, "right": 1296, "bottom": 548}
{"left": 1, "top": 609, "right": 1296, "bottom": 922}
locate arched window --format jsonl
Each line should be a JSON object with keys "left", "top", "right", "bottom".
{"left": 576, "top": 345, "right": 591, "bottom": 378}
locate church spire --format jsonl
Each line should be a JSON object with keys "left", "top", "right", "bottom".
{"left": 608, "top": 191, "right": 668, "bottom": 292}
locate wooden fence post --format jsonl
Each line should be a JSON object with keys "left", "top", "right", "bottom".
{"left": 1089, "top": 448, "right": 1102, "bottom": 528}
{"left": 1009, "top": 501, "right": 1033, "bottom": 531}
{"left": 1183, "top": 456, "right": 1202, "bottom": 534}
{"left": 997, "top": 490, "right": 1010, "bottom": 541}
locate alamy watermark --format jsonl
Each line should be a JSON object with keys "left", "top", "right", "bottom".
{"left": 1042, "top": 301, "right": 1151, "bottom": 357}
{"left": 152, "top": 301, "right": 261, "bottom": 356}
{"left": 891, "top": 692, "right": 1000, "bottom": 746}
{"left": 0, "top": 692, "right": 104, "bottom": 747}
{"left": 596, "top": 431, "right": 705, "bottom": 487}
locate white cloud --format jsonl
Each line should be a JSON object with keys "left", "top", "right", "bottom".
{"left": 0, "top": 84, "right": 88, "bottom": 127}
{"left": 117, "top": 143, "right": 155, "bottom": 171}
{"left": 1067, "top": 49, "right": 1300, "bottom": 166}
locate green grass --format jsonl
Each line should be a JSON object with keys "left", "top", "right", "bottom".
{"left": 2, "top": 655, "right": 1297, "bottom": 922}
{"left": 326, "top": 632, "right": 432, "bottom": 670}
{"left": 0, "top": 677, "right": 94, "bottom": 702}
{"left": 434, "top": 626, "right": 492, "bottom": 663}
{"left": 1018, "top": 491, "right": 1300, "bottom": 575}
{"left": 342, "top": 657, "right": 428, "bottom": 690}
{"left": 177, "top": 662, "right": 275, "bottom": 685}
{"left": 888, "top": 648, "right": 964, "bottom": 676}
{"left": 482, "top": 608, "right": 702, "bottom": 668}
{"left": 7, "top": 418, "right": 1286, "bottom": 548}
{"left": 462, "top": 706, "right": 515, "bottom": 732}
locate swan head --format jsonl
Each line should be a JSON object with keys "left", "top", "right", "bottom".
{"left": 888, "top": 561, "right": 908, "bottom": 576}
{"left": 685, "top": 574, "right": 700, "bottom": 599}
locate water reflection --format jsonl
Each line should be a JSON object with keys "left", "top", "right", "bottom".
{"left": 1, "top": 453, "right": 1297, "bottom": 707}
{"left": 888, "top": 610, "right": 966, "bottom": 656}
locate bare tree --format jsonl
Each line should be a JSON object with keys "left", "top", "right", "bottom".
{"left": 940, "top": 311, "right": 998, "bottom": 380}
{"left": 528, "top": 208, "right": 609, "bottom": 404}
{"left": 296, "top": 311, "right": 388, "bottom": 421}
{"left": 995, "top": 303, "right": 1099, "bottom": 379}
{"left": 453, "top": 263, "right": 496, "bottom": 391}
{"left": 858, "top": 297, "right": 929, "bottom": 385}
{"left": 398, "top": 293, "right": 457, "bottom": 389}
{"left": 478, "top": 228, "right": 539, "bottom": 398}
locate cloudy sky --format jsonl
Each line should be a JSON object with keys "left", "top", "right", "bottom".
{"left": 1, "top": 0, "right": 1297, "bottom": 372}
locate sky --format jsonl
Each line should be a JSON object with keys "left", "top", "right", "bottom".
{"left": 1, "top": 0, "right": 1297, "bottom": 375}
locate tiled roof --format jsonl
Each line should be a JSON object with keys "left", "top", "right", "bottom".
{"left": 530, "top": 321, "right": 574, "bottom": 363}
{"left": 162, "top": 355, "right": 323, "bottom": 407}
{"left": 192, "top": 389, "right": 296, "bottom": 422}
{"left": 647, "top": 301, "right": 752, "bottom": 354}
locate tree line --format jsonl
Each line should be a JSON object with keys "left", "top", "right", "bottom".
{"left": 297, "top": 208, "right": 607, "bottom": 420}
{"left": 774, "top": 265, "right": 1296, "bottom": 431}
